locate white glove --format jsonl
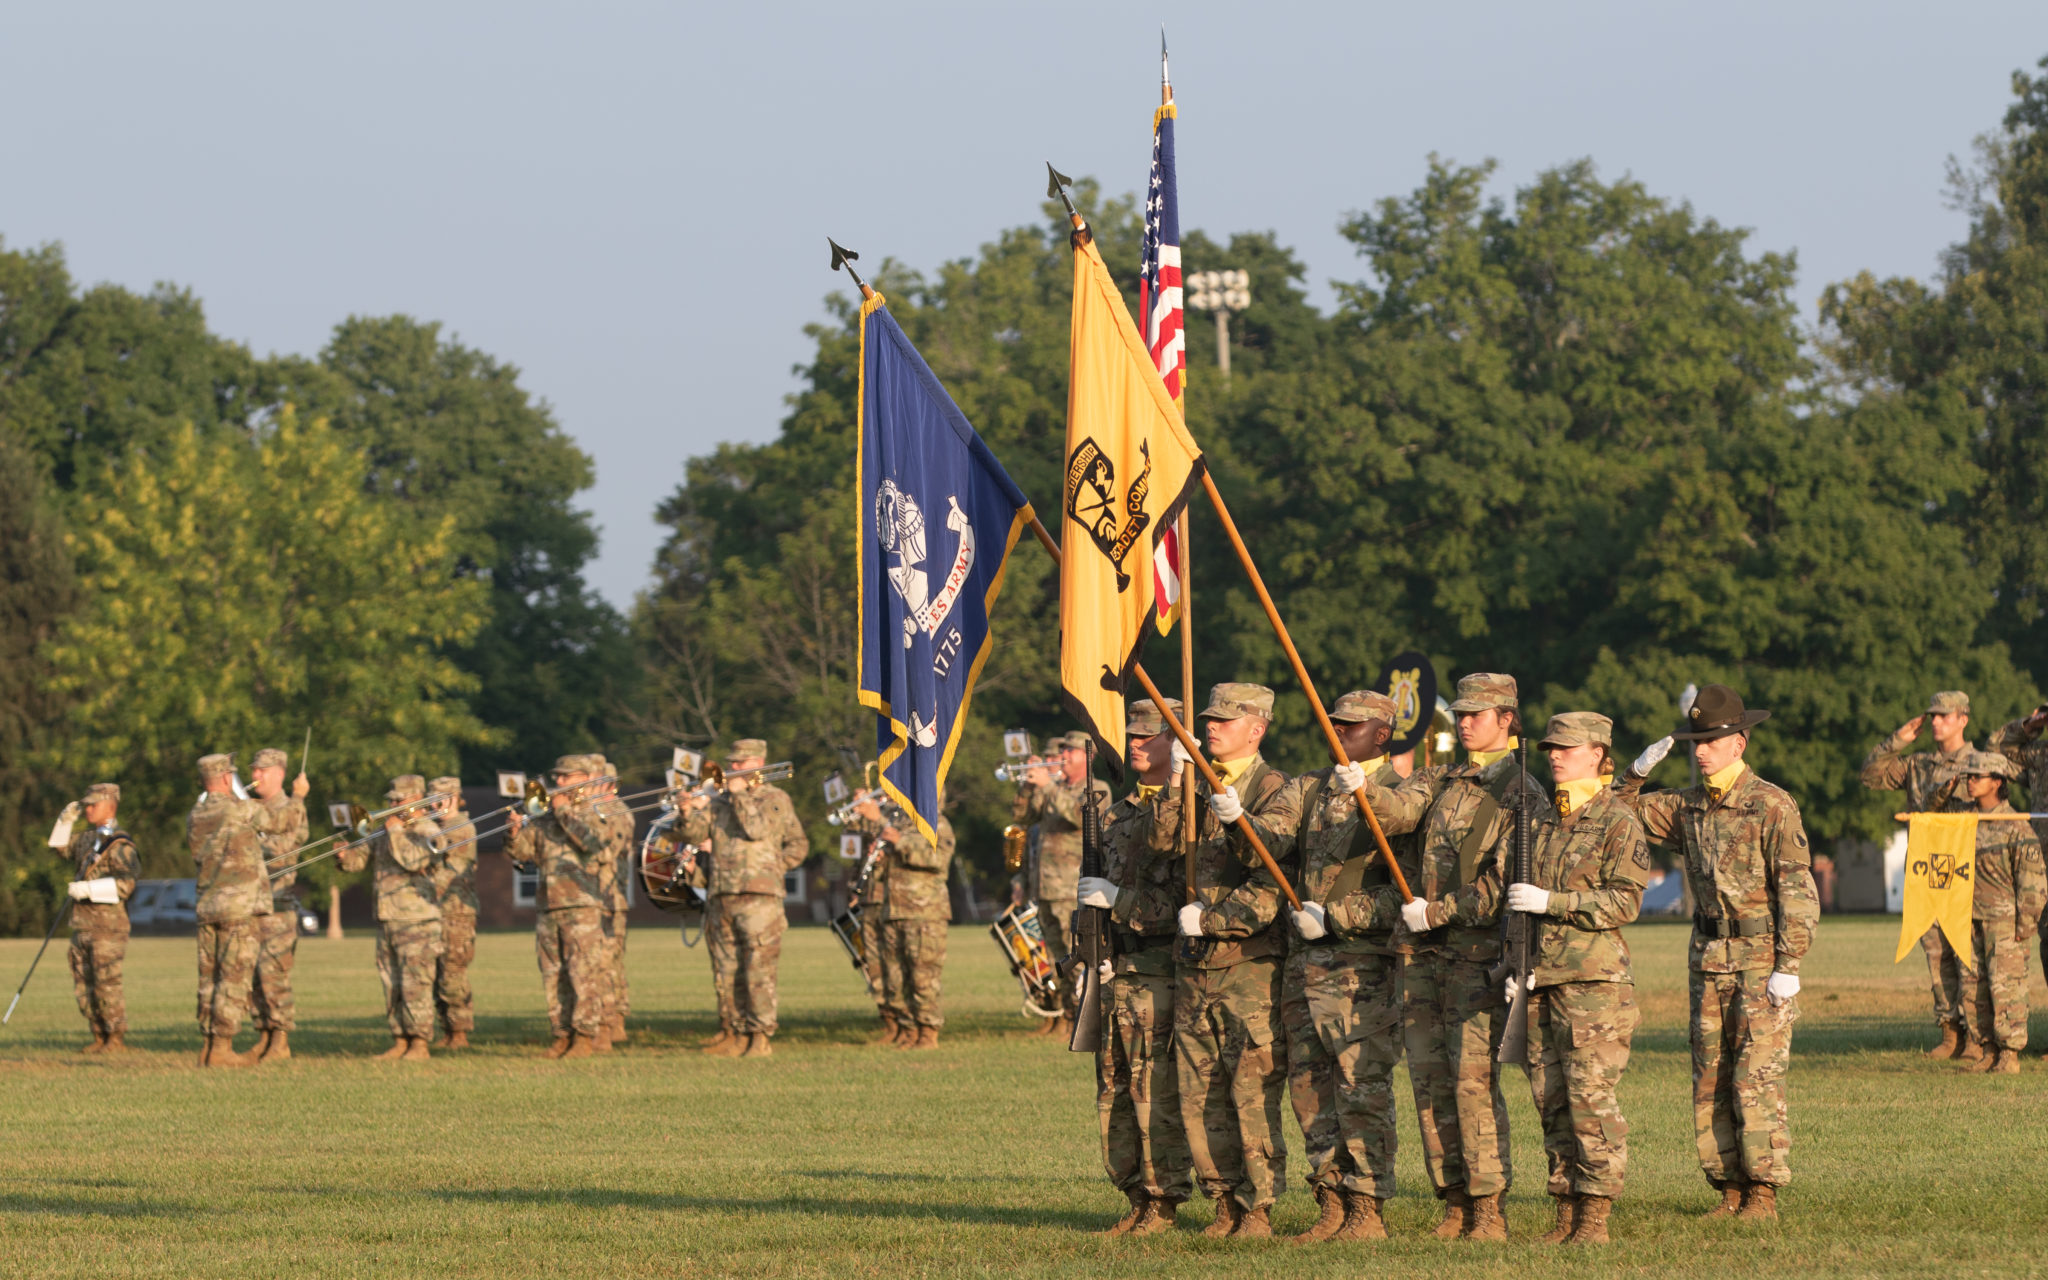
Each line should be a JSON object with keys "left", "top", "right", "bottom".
{"left": 1178, "top": 902, "right": 1205, "bottom": 937}
{"left": 86, "top": 878, "right": 120, "bottom": 905}
{"left": 1766, "top": 971, "right": 1800, "bottom": 1006}
{"left": 1098, "top": 959, "right": 1115, "bottom": 984}
{"left": 67, "top": 880, "right": 91, "bottom": 901}
{"left": 1208, "top": 789, "right": 1244, "bottom": 823}
{"left": 48, "top": 802, "right": 80, "bottom": 849}
{"left": 1504, "top": 974, "right": 1520, "bottom": 1003}
{"left": 1170, "top": 738, "right": 1193, "bottom": 779}
{"left": 1507, "top": 882, "right": 1551, "bottom": 915}
{"left": 1330, "top": 761, "right": 1366, "bottom": 794}
{"left": 1076, "top": 876, "right": 1120, "bottom": 910}
{"left": 1292, "top": 902, "right": 1328, "bottom": 940}
{"left": 1631, "top": 736, "right": 1675, "bottom": 777}
{"left": 1400, "top": 897, "right": 1433, "bottom": 933}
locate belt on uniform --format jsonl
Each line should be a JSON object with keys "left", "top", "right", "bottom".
{"left": 1115, "top": 930, "right": 1175, "bottom": 953}
{"left": 1693, "top": 914, "right": 1772, "bottom": 939}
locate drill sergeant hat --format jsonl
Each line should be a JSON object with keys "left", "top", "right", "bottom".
{"left": 1670, "top": 684, "right": 1771, "bottom": 741}
{"left": 1448, "top": 673, "right": 1518, "bottom": 714}
{"left": 1198, "top": 682, "right": 1275, "bottom": 721}
{"left": 1329, "top": 689, "right": 1398, "bottom": 723}
{"left": 1539, "top": 712, "right": 1614, "bottom": 750}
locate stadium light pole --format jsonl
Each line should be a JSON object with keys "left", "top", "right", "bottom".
{"left": 1185, "top": 269, "right": 1250, "bottom": 378}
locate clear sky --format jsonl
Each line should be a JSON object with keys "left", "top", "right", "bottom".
{"left": 5, "top": 2, "right": 2042, "bottom": 607}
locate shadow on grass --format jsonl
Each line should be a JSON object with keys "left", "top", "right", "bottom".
{"left": 0, "top": 1192, "right": 202, "bottom": 1217}
{"left": 424, "top": 1185, "right": 1099, "bottom": 1230}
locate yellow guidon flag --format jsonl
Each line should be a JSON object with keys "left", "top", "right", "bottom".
{"left": 1060, "top": 235, "right": 1205, "bottom": 779}
{"left": 1895, "top": 813, "right": 1978, "bottom": 962}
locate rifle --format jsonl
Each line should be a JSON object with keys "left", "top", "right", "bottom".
{"left": 4, "top": 898, "right": 75, "bottom": 1026}
{"left": 1067, "top": 740, "right": 1110, "bottom": 1053}
{"left": 1495, "top": 734, "right": 1536, "bottom": 1066}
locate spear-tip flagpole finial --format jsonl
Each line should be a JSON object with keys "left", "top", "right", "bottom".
{"left": 828, "top": 237, "right": 874, "bottom": 300}
{"left": 1160, "top": 26, "right": 1173, "bottom": 104}
{"left": 1046, "top": 163, "right": 1085, "bottom": 236}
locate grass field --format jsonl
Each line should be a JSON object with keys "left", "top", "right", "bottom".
{"left": 3, "top": 914, "right": 2046, "bottom": 1278}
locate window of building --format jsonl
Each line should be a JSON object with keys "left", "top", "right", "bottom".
{"left": 513, "top": 867, "right": 538, "bottom": 908}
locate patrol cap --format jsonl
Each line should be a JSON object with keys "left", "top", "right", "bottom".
{"left": 81, "top": 782, "right": 120, "bottom": 807}
{"left": 1539, "top": 712, "right": 1614, "bottom": 750}
{"left": 590, "top": 755, "right": 618, "bottom": 779}
{"left": 728, "top": 738, "right": 769, "bottom": 761}
{"left": 1448, "top": 673, "right": 1518, "bottom": 714}
{"left": 1127, "top": 698, "right": 1182, "bottom": 737}
{"left": 1959, "top": 749, "right": 2018, "bottom": 779}
{"left": 1926, "top": 690, "right": 1971, "bottom": 716}
{"left": 551, "top": 753, "right": 588, "bottom": 775}
{"left": 197, "top": 753, "right": 235, "bottom": 781}
{"left": 1329, "top": 689, "right": 1397, "bottom": 724}
{"left": 386, "top": 774, "right": 426, "bottom": 800}
{"left": 1199, "top": 683, "right": 1275, "bottom": 722}
{"left": 252, "top": 747, "right": 289, "bottom": 771}
{"left": 1056, "top": 731, "right": 1093, "bottom": 752}
{"left": 429, "top": 776, "right": 462, "bottom": 795}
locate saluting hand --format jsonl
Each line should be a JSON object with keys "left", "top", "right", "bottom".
{"left": 1896, "top": 716, "right": 1926, "bottom": 744}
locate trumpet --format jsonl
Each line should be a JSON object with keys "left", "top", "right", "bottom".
{"left": 826, "top": 787, "right": 909, "bottom": 829}
{"left": 994, "top": 758, "right": 1053, "bottom": 784}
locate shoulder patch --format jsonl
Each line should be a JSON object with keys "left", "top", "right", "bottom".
{"left": 1633, "top": 843, "right": 1652, "bottom": 871}
{"left": 1794, "top": 830, "right": 1807, "bottom": 849}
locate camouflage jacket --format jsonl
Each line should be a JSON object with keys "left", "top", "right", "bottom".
{"left": 1105, "top": 787, "right": 1184, "bottom": 941}
{"left": 339, "top": 814, "right": 443, "bottom": 923}
{"left": 507, "top": 800, "right": 611, "bottom": 912}
{"left": 1615, "top": 766, "right": 1819, "bottom": 974}
{"left": 1989, "top": 717, "right": 2048, "bottom": 814}
{"left": 1243, "top": 760, "right": 1438, "bottom": 957}
{"left": 1860, "top": 738, "right": 1972, "bottom": 813}
{"left": 1015, "top": 776, "right": 1113, "bottom": 900}
{"left": 250, "top": 791, "right": 310, "bottom": 908}
{"left": 596, "top": 796, "right": 637, "bottom": 913}
{"left": 1182, "top": 754, "right": 1292, "bottom": 970}
{"left": 62, "top": 823, "right": 139, "bottom": 933}
{"left": 1523, "top": 787, "right": 1650, "bottom": 986}
{"left": 1971, "top": 801, "right": 2047, "bottom": 928}
{"left": 189, "top": 792, "right": 296, "bottom": 923}
{"left": 870, "top": 815, "right": 955, "bottom": 924}
{"left": 432, "top": 807, "right": 478, "bottom": 913}
{"left": 1361, "top": 754, "right": 1548, "bottom": 963}
{"left": 678, "top": 783, "right": 807, "bottom": 898}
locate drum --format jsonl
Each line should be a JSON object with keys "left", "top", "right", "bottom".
{"left": 829, "top": 904, "right": 866, "bottom": 971}
{"left": 988, "top": 902, "right": 1061, "bottom": 1020}
{"left": 638, "top": 810, "right": 707, "bottom": 945}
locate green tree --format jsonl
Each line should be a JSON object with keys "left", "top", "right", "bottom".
{"left": 42, "top": 414, "right": 494, "bottom": 869}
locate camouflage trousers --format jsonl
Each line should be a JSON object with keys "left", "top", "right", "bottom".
{"left": 1691, "top": 967, "right": 1798, "bottom": 1189}
{"left": 435, "top": 906, "right": 476, "bottom": 1035}
{"left": 68, "top": 928, "right": 128, "bottom": 1038}
{"left": 1403, "top": 952, "right": 1512, "bottom": 1198}
{"left": 250, "top": 910, "right": 298, "bottom": 1032}
{"left": 1964, "top": 919, "right": 2031, "bottom": 1052}
{"left": 1920, "top": 924, "right": 1967, "bottom": 1031}
{"left": 706, "top": 894, "right": 739, "bottom": 1031}
{"left": 877, "top": 919, "right": 947, "bottom": 1028}
{"left": 1524, "top": 981, "right": 1638, "bottom": 1198}
{"left": 708, "top": 892, "right": 786, "bottom": 1036}
{"left": 858, "top": 905, "right": 887, "bottom": 1012}
{"left": 1175, "top": 956, "right": 1287, "bottom": 1210}
{"left": 606, "top": 902, "right": 630, "bottom": 1021}
{"left": 537, "top": 906, "right": 608, "bottom": 1038}
{"left": 1037, "top": 898, "right": 1076, "bottom": 1017}
{"left": 377, "top": 919, "right": 444, "bottom": 1040}
{"left": 1099, "top": 959, "right": 1191, "bottom": 1201}
{"left": 1282, "top": 943, "right": 1403, "bottom": 1199}
{"left": 196, "top": 917, "right": 261, "bottom": 1037}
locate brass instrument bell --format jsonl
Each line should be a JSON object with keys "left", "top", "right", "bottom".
{"left": 1003, "top": 823, "right": 1027, "bottom": 871}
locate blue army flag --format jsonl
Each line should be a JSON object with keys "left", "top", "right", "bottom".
{"left": 856, "top": 293, "right": 1034, "bottom": 842}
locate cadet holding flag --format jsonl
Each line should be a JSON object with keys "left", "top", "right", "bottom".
{"left": 1952, "top": 751, "right": 2045, "bottom": 1074}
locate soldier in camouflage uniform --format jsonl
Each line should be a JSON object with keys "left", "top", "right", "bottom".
{"left": 1953, "top": 751, "right": 2046, "bottom": 1074}
{"left": 506, "top": 754, "right": 614, "bottom": 1058}
{"left": 1616, "top": 684, "right": 1818, "bottom": 1222}
{"left": 428, "top": 776, "right": 477, "bottom": 1050}
{"left": 847, "top": 793, "right": 955, "bottom": 1049}
{"left": 189, "top": 753, "right": 305, "bottom": 1068}
{"left": 592, "top": 758, "right": 635, "bottom": 1044}
{"left": 246, "top": 747, "right": 310, "bottom": 1064}
{"left": 1861, "top": 690, "right": 1976, "bottom": 1057}
{"left": 1506, "top": 713, "right": 1649, "bottom": 1246}
{"left": 339, "top": 775, "right": 445, "bottom": 1061}
{"left": 1077, "top": 697, "right": 1193, "bottom": 1236}
{"left": 1987, "top": 704, "right": 2048, "bottom": 1015}
{"left": 57, "top": 783, "right": 139, "bottom": 1054}
{"left": 1369, "top": 673, "right": 1547, "bottom": 1241}
{"left": 1015, "top": 731, "right": 1111, "bottom": 1035}
{"left": 1173, "top": 682, "right": 1294, "bottom": 1238}
{"left": 1237, "top": 688, "right": 1435, "bottom": 1244}
{"left": 680, "top": 738, "right": 809, "bottom": 1058}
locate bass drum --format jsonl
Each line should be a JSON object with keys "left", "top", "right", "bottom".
{"left": 638, "top": 809, "right": 708, "bottom": 947}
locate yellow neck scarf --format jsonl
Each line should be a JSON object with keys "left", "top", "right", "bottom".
{"left": 1135, "top": 782, "right": 1164, "bottom": 802}
{"left": 1554, "top": 776, "right": 1604, "bottom": 817}
{"left": 1468, "top": 737, "right": 1521, "bottom": 769}
{"left": 1705, "top": 758, "right": 1748, "bottom": 800}
{"left": 1213, "top": 753, "right": 1258, "bottom": 792}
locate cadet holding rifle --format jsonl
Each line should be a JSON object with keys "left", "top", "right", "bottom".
{"left": 57, "top": 783, "right": 139, "bottom": 1054}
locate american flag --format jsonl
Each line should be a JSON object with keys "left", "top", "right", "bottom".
{"left": 1140, "top": 97, "right": 1185, "bottom": 629}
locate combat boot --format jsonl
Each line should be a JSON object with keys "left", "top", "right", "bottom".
{"left": 1328, "top": 1191, "right": 1387, "bottom": 1242}
{"left": 1050, "top": 1016, "right": 1073, "bottom": 1042}
{"left": 1926, "top": 1024, "right": 1960, "bottom": 1058}
{"left": 1235, "top": 1205, "right": 1272, "bottom": 1238}
{"left": 873, "top": 1014, "right": 900, "bottom": 1045}
{"left": 543, "top": 1033, "right": 573, "bottom": 1059}
{"left": 700, "top": 1027, "right": 737, "bottom": 1053}
{"left": 609, "top": 1016, "right": 628, "bottom": 1045}
{"left": 372, "top": 1036, "right": 409, "bottom": 1061}
{"left": 1431, "top": 1188, "right": 1471, "bottom": 1239}
{"left": 1991, "top": 1048, "right": 2021, "bottom": 1074}
{"left": 1568, "top": 1196, "right": 1612, "bottom": 1244}
{"left": 100, "top": 1032, "right": 128, "bottom": 1055}
{"left": 1969, "top": 1046, "right": 1999, "bottom": 1073}
{"left": 1704, "top": 1182, "right": 1744, "bottom": 1218}
{"left": 253, "top": 1030, "right": 274, "bottom": 1059}
{"left": 741, "top": 1033, "right": 774, "bottom": 1058}
{"left": 1289, "top": 1184, "right": 1345, "bottom": 1243}
{"left": 909, "top": 1026, "right": 939, "bottom": 1050}
{"left": 401, "top": 1037, "right": 431, "bottom": 1061}
{"left": 1538, "top": 1195, "right": 1579, "bottom": 1244}
{"left": 1128, "top": 1197, "right": 1179, "bottom": 1236}
{"left": 259, "top": 1030, "right": 291, "bottom": 1064}
{"left": 1202, "top": 1196, "right": 1244, "bottom": 1237}
{"left": 1101, "top": 1190, "right": 1146, "bottom": 1236}
{"left": 704, "top": 1033, "right": 745, "bottom": 1058}
{"left": 1956, "top": 1036, "right": 1987, "bottom": 1066}
{"left": 443, "top": 1030, "right": 469, "bottom": 1051}
{"left": 558, "top": 1032, "right": 597, "bottom": 1060}
{"left": 590, "top": 1027, "right": 614, "bottom": 1053}
{"left": 204, "top": 1036, "right": 258, "bottom": 1068}
{"left": 1736, "top": 1184, "right": 1778, "bottom": 1222}
{"left": 82, "top": 1034, "right": 107, "bottom": 1055}
{"left": 1463, "top": 1191, "right": 1508, "bottom": 1242}
{"left": 1029, "top": 1015, "right": 1058, "bottom": 1036}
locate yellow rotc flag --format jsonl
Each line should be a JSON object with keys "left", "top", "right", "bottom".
{"left": 1060, "top": 235, "right": 1205, "bottom": 779}
{"left": 1895, "top": 813, "right": 1978, "bottom": 962}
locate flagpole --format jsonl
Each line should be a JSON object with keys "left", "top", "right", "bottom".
{"left": 1159, "top": 37, "right": 1200, "bottom": 902}
{"left": 1196, "top": 471, "right": 1417, "bottom": 903}
{"left": 1025, "top": 513, "right": 1300, "bottom": 910}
